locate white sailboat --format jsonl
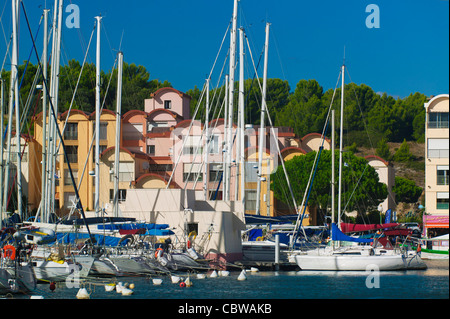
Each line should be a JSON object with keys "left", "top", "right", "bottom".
{"left": 291, "top": 64, "right": 423, "bottom": 271}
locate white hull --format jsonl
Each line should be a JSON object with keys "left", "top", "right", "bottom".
{"left": 32, "top": 259, "right": 75, "bottom": 282}
{"left": 294, "top": 254, "right": 406, "bottom": 271}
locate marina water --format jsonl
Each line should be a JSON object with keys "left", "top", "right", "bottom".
{"left": 10, "top": 259, "right": 448, "bottom": 300}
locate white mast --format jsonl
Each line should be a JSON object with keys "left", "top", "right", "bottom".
{"left": 0, "top": 77, "right": 4, "bottom": 225}
{"left": 40, "top": 8, "right": 49, "bottom": 222}
{"left": 203, "top": 78, "right": 210, "bottom": 200}
{"left": 46, "top": 0, "right": 64, "bottom": 218}
{"left": 224, "top": 0, "right": 238, "bottom": 201}
{"left": 94, "top": 16, "right": 102, "bottom": 215}
{"left": 113, "top": 51, "right": 123, "bottom": 218}
{"left": 3, "top": 0, "right": 19, "bottom": 217}
{"left": 238, "top": 27, "right": 245, "bottom": 206}
{"left": 223, "top": 74, "right": 228, "bottom": 198}
{"left": 331, "top": 109, "right": 335, "bottom": 247}
{"left": 338, "top": 64, "right": 345, "bottom": 229}
{"left": 255, "top": 22, "right": 270, "bottom": 215}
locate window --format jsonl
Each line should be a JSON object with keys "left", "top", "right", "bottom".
{"left": 148, "top": 121, "right": 168, "bottom": 131}
{"left": 66, "top": 146, "right": 78, "bottom": 163}
{"left": 109, "top": 189, "right": 127, "bottom": 203}
{"left": 436, "top": 192, "right": 449, "bottom": 210}
{"left": 245, "top": 162, "right": 259, "bottom": 182}
{"left": 147, "top": 145, "right": 155, "bottom": 155}
{"left": 110, "top": 162, "right": 134, "bottom": 182}
{"left": 428, "top": 112, "right": 449, "bottom": 129}
{"left": 64, "top": 169, "right": 78, "bottom": 186}
{"left": 123, "top": 123, "right": 143, "bottom": 140}
{"left": 427, "top": 138, "right": 449, "bottom": 158}
{"left": 64, "top": 123, "right": 78, "bottom": 140}
{"left": 92, "top": 122, "right": 108, "bottom": 140}
{"left": 208, "top": 135, "right": 220, "bottom": 154}
{"left": 64, "top": 192, "right": 77, "bottom": 209}
{"left": 182, "top": 136, "right": 203, "bottom": 155}
{"left": 437, "top": 166, "right": 449, "bottom": 185}
{"left": 164, "top": 100, "right": 172, "bottom": 109}
{"left": 183, "top": 163, "right": 203, "bottom": 182}
{"left": 245, "top": 190, "right": 257, "bottom": 211}
{"left": 209, "top": 163, "right": 223, "bottom": 182}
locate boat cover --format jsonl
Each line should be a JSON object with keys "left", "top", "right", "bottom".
{"left": 340, "top": 223, "right": 399, "bottom": 233}
{"left": 332, "top": 223, "right": 373, "bottom": 243}
{"left": 55, "top": 233, "right": 127, "bottom": 246}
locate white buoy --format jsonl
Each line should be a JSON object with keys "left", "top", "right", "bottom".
{"left": 152, "top": 278, "right": 163, "bottom": 285}
{"left": 221, "top": 270, "right": 230, "bottom": 277}
{"left": 209, "top": 270, "right": 218, "bottom": 278}
{"left": 196, "top": 273, "right": 206, "bottom": 279}
{"left": 121, "top": 287, "right": 134, "bottom": 296}
{"left": 76, "top": 288, "right": 90, "bottom": 299}
{"left": 116, "top": 282, "right": 124, "bottom": 293}
{"left": 30, "top": 295, "right": 44, "bottom": 299}
{"left": 250, "top": 267, "right": 259, "bottom": 272}
{"left": 105, "top": 283, "right": 115, "bottom": 292}
{"left": 171, "top": 275, "right": 181, "bottom": 284}
{"left": 237, "top": 269, "right": 247, "bottom": 281}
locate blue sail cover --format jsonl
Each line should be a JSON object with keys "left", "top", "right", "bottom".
{"left": 331, "top": 223, "right": 373, "bottom": 243}
{"left": 55, "top": 233, "right": 127, "bottom": 246}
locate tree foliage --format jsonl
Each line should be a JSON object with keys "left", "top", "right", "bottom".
{"left": 393, "top": 176, "right": 423, "bottom": 203}
{"left": 271, "top": 150, "right": 388, "bottom": 217}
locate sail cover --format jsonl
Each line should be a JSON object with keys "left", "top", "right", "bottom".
{"left": 331, "top": 223, "right": 373, "bottom": 243}
{"left": 340, "top": 223, "right": 399, "bottom": 233}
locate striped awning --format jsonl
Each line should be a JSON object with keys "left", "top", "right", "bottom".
{"left": 424, "top": 215, "right": 449, "bottom": 228}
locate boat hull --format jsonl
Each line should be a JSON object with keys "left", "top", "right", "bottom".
{"left": 294, "top": 254, "right": 406, "bottom": 271}
{"left": 0, "top": 264, "right": 37, "bottom": 294}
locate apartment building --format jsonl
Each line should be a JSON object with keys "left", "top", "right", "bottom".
{"left": 423, "top": 94, "right": 449, "bottom": 237}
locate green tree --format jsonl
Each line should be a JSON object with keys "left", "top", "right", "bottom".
{"left": 393, "top": 176, "right": 423, "bottom": 203}
{"left": 271, "top": 150, "right": 388, "bottom": 218}
{"left": 375, "top": 138, "right": 392, "bottom": 161}
{"left": 393, "top": 139, "right": 413, "bottom": 162}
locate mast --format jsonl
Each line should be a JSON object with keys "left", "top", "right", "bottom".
{"left": 94, "top": 16, "right": 102, "bottom": 215}
{"left": 113, "top": 51, "right": 123, "bottom": 218}
{"left": 224, "top": 0, "right": 238, "bottom": 201}
{"left": 338, "top": 64, "right": 345, "bottom": 230}
{"left": 238, "top": 27, "right": 245, "bottom": 207}
{"left": 3, "top": 0, "right": 19, "bottom": 216}
{"left": 46, "top": 0, "right": 64, "bottom": 218}
{"left": 40, "top": 8, "right": 49, "bottom": 222}
{"left": 331, "top": 109, "right": 335, "bottom": 247}
{"left": 255, "top": 22, "right": 270, "bottom": 215}
{"left": 203, "top": 78, "right": 210, "bottom": 200}
{"left": 0, "top": 75, "right": 4, "bottom": 226}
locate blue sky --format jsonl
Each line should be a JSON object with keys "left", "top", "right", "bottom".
{"left": 2, "top": 0, "right": 449, "bottom": 98}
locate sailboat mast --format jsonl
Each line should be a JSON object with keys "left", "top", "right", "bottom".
{"left": 94, "top": 16, "right": 102, "bottom": 215}
{"left": 40, "top": 8, "right": 49, "bottom": 223}
{"left": 238, "top": 27, "right": 245, "bottom": 206}
{"left": 338, "top": 64, "right": 345, "bottom": 229}
{"left": 224, "top": 0, "right": 238, "bottom": 201}
{"left": 255, "top": 22, "right": 270, "bottom": 215}
{"left": 3, "top": 0, "right": 19, "bottom": 217}
{"left": 331, "top": 109, "right": 335, "bottom": 247}
{"left": 203, "top": 78, "right": 210, "bottom": 200}
{"left": 113, "top": 51, "right": 123, "bottom": 218}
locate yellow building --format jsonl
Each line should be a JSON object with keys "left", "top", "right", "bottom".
{"left": 32, "top": 109, "right": 117, "bottom": 214}
{"left": 423, "top": 94, "right": 449, "bottom": 236}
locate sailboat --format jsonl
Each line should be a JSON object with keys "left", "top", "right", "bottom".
{"left": 291, "top": 64, "right": 425, "bottom": 271}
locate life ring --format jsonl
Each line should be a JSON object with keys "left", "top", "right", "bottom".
{"left": 3, "top": 245, "right": 16, "bottom": 260}
{"left": 155, "top": 247, "right": 163, "bottom": 259}
{"left": 188, "top": 231, "right": 197, "bottom": 241}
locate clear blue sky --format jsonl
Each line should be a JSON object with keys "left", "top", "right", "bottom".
{"left": 2, "top": 0, "right": 449, "bottom": 98}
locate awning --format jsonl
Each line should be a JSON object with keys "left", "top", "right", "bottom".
{"left": 423, "top": 215, "right": 449, "bottom": 229}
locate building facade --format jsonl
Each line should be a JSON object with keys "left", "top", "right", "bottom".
{"left": 423, "top": 94, "right": 449, "bottom": 237}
